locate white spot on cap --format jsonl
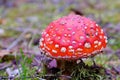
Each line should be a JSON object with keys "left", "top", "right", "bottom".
{"left": 52, "top": 50, "right": 57, "bottom": 53}
{"left": 95, "top": 32, "right": 98, "bottom": 35}
{"left": 86, "top": 53, "right": 91, "bottom": 56}
{"left": 53, "top": 34, "right": 56, "bottom": 37}
{"left": 72, "top": 32, "right": 75, "bottom": 35}
{"left": 57, "top": 56, "right": 62, "bottom": 58}
{"left": 101, "top": 29, "right": 103, "bottom": 33}
{"left": 105, "top": 37, "right": 108, "bottom": 43}
{"left": 85, "top": 26, "right": 87, "bottom": 29}
{"left": 62, "top": 40, "right": 66, "bottom": 43}
{"left": 68, "top": 28, "right": 72, "bottom": 30}
{"left": 46, "top": 46, "right": 50, "bottom": 50}
{"left": 43, "top": 43, "right": 46, "bottom": 46}
{"left": 63, "top": 56, "right": 66, "bottom": 58}
{"left": 46, "top": 52, "right": 50, "bottom": 55}
{"left": 47, "top": 38, "right": 51, "bottom": 41}
{"left": 42, "top": 48, "right": 45, "bottom": 50}
{"left": 65, "top": 56, "right": 71, "bottom": 58}
{"left": 69, "top": 46, "right": 73, "bottom": 49}
{"left": 104, "top": 36, "right": 107, "bottom": 39}
{"left": 105, "top": 40, "right": 108, "bottom": 43}
{"left": 41, "top": 38, "right": 44, "bottom": 41}
{"left": 64, "top": 34, "right": 67, "bottom": 36}
{"left": 68, "top": 56, "right": 71, "bottom": 58}
{"left": 58, "top": 37, "right": 61, "bottom": 39}
{"left": 69, "top": 49, "right": 74, "bottom": 53}
{"left": 86, "top": 35, "right": 89, "bottom": 38}
{"left": 100, "top": 35, "right": 103, "bottom": 39}
{"left": 67, "top": 40, "right": 70, "bottom": 43}
{"left": 42, "top": 31, "right": 46, "bottom": 35}
{"left": 84, "top": 42, "right": 91, "bottom": 48}
{"left": 100, "top": 47, "right": 104, "bottom": 50}
{"left": 55, "top": 44, "right": 59, "bottom": 48}
{"left": 55, "top": 28, "right": 58, "bottom": 31}
{"left": 40, "top": 41, "right": 43, "bottom": 46}
{"left": 77, "top": 48, "right": 83, "bottom": 51}
{"left": 41, "top": 32, "right": 44, "bottom": 35}
{"left": 46, "top": 34, "right": 49, "bottom": 37}
{"left": 98, "top": 42, "right": 101, "bottom": 46}
{"left": 60, "top": 22, "right": 66, "bottom": 25}
{"left": 72, "top": 41, "right": 76, "bottom": 44}
{"left": 94, "top": 45, "right": 98, "bottom": 48}
{"left": 79, "top": 43, "right": 82, "bottom": 45}
{"left": 76, "top": 60, "right": 81, "bottom": 64}
{"left": 94, "top": 40, "right": 99, "bottom": 44}
{"left": 68, "top": 34, "right": 71, "bottom": 37}
{"left": 49, "top": 41, "right": 53, "bottom": 44}
{"left": 80, "top": 36, "right": 84, "bottom": 39}
{"left": 77, "top": 48, "right": 82, "bottom": 50}
{"left": 96, "top": 29, "right": 99, "bottom": 31}
{"left": 96, "top": 24, "right": 98, "bottom": 26}
{"left": 51, "top": 26, "right": 53, "bottom": 28}
{"left": 83, "top": 53, "right": 87, "bottom": 55}
{"left": 78, "top": 52, "right": 82, "bottom": 54}
{"left": 61, "top": 47, "right": 66, "bottom": 53}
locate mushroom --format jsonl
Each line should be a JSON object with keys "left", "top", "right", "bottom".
{"left": 39, "top": 14, "right": 107, "bottom": 75}
{"left": 39, "top": 14, "right": 107, "bottom": 60}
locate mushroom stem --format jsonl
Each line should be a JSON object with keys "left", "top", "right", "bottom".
{"left": 57, "top": 60, "right": 65, "bottom": 70}
{"left": 56, "top": 59, "right": 77, "bottom": 75}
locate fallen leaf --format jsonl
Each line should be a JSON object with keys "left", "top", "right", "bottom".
{"left": 6, "top": 67, "right": 22, "bottom": 78}
{"left": 0, "top": 28, "right": 5, "bottom": 36}
{"left": 0, "top": 50, "right": 15, "bottom": 62}
{"left": 0, "top": 62, "right": 12, "bottom": 70}
{"left": 48, "top": 59, "right": 57, "bottom": 69}
{"left": 1, "top": 55, "right": 15, "bottom": 62}
{"left": 112, "top": 66, "right": 120, "bottom": 74}
{"left": 0, "top": 50, "right": 10, "bottom": 58}
{"left": 0, "top": 19, "right": 6, "bottom": 25}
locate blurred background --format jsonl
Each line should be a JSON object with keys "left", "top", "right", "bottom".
{"left": 0, "top": 0, "right": 120, "bottom": 79}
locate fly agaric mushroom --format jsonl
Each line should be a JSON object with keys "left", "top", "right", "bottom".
{"left": 39, "top": 14, "right": 107, "bottom": 60}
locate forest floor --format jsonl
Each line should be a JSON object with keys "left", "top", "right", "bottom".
{"left": 0, "top": 0, "right": 120, "bottom": 80}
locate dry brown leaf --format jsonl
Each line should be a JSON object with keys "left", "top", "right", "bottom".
{"left": 0, "top": 50, "right": 11, "bottom": 58}
{"left": 0, "top": 62, "right": 12, "bottom": 70}
{"left": 0, "top": 19, "right": 6, "bottom": 25}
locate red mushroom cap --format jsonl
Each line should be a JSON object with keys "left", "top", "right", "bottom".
{"left": 39, "top": 14, "right": 107, "bottom": 59}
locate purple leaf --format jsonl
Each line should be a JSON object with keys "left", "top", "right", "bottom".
{"left": 48, "top": 59, "right": 57, "bottom": 69}
{"left": 115, "top": 49, "right": 120, "bottom": 59}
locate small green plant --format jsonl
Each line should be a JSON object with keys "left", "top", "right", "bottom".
{"left": 19, "top": 48, "right": 36, "bottom": 80}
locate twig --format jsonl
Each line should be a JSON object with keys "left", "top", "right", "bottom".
{"left": 28, "top": 33, "right": 36, "bottom": 48}
{"left": 6, "top": 23, "right": 34, "bottom": 51}
{"left": 106, "top": 60, "right": 120, "bottom": 66}
{"left": 0, "top": 74, "right": 71, "bottom": 80}
{"left": 6, "top": 30, "right": 29, "bottom": 51}
{"left": 6, "top": 27, "right": 42, "bottom": 35}
{"left": 0, "top": 62, "right": 12, "bottom": 70}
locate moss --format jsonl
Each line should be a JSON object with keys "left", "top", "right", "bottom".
{"left": 71, "top": 62, "right": 106, "bottom": 80}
